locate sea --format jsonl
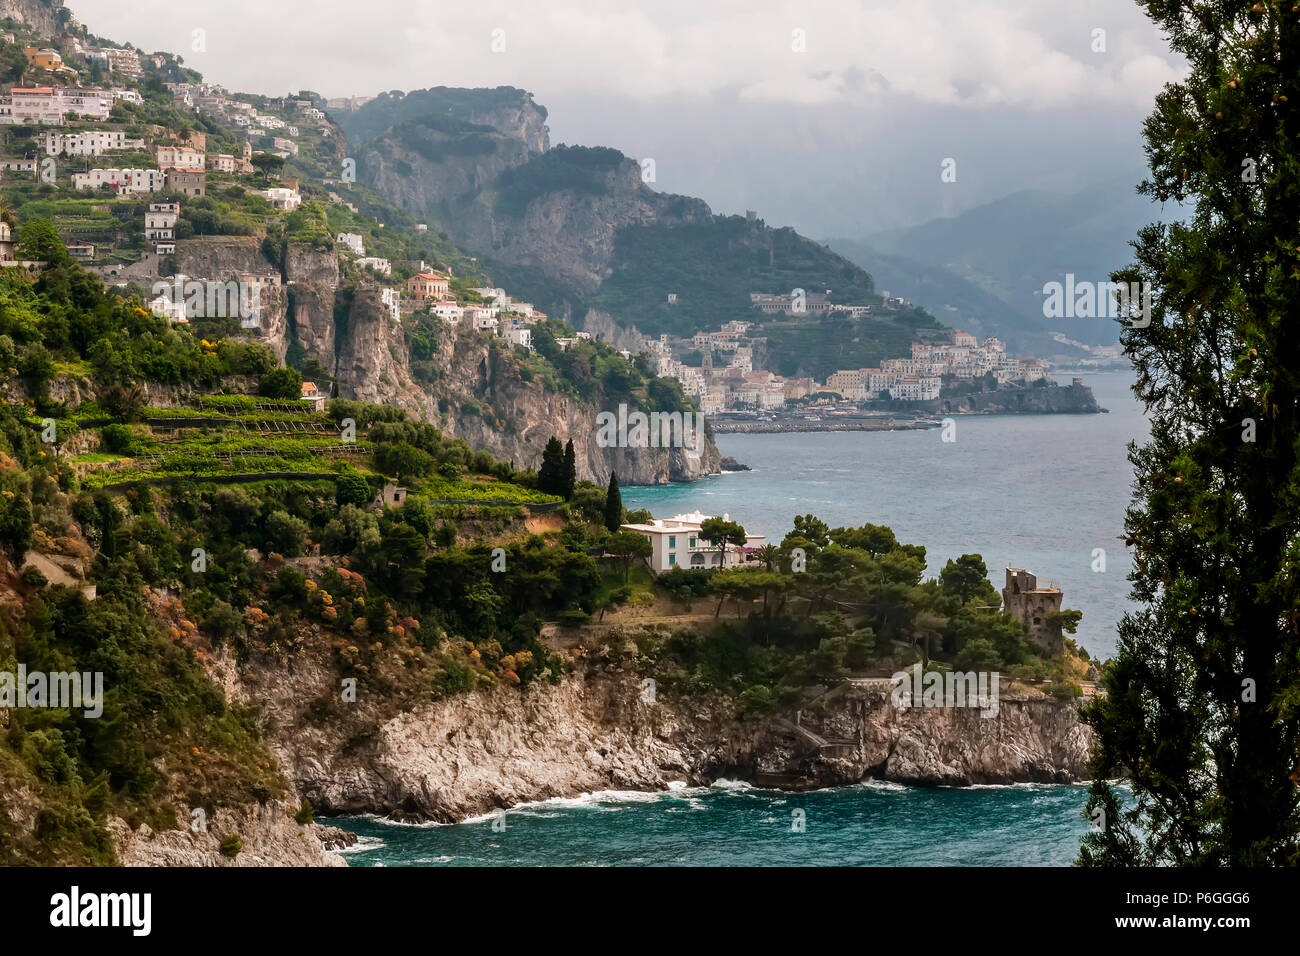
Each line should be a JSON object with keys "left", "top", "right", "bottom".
{"left": 330, "top": 371, "right": 1145, "bottom": 866}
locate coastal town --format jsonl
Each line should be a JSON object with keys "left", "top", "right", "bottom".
{"left": 0, "top": 25, "right": 555, "bottom": 371}
{"left": 649, "top": 312, "right": 1052, "bottom": 415}
{"left": 0, "top": 22, "right": 1073, "bottom": 423}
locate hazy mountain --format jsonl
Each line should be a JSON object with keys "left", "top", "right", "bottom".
{"left": 339, "top": 87, "right": 945, "bottom": 380}
{"left": 829, "top": 177, "right": 1179, "bottom": 352}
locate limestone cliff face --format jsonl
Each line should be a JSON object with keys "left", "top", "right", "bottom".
{"left": 158, "top": 237, "right": 719, "bottom": 483}
{"left": 0, "top": 0, "right": 63, "bottom": 37}
{"left": 454, "top": 159, "right": 711, "bottom": 295}
{"left": 284, "top": 242, "right": 339, "bottom": 287}
{"left": 432, "top": 325, "right": 721, "bottom": 483}
{"left": 347, "top": 88, "right": 549, "bottom": 212}
{"left": 334, "top": 287, "right": 434, "bottom": 415}
{"left": 231, "top": 649, "right": 1091, "bottom": 825}
{"left": 172, "top": 236, "right": 290, "bottom": 361}
{"left": 289, "top": 282, "right": 336, "bottom": 364}
{"left": 108, "top": 800, "right": 346, "bottom": 867}
{"left": 358, "top": 123, "right": 535, "bottom": 213}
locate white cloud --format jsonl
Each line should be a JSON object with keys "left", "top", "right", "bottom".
{"left": 69, "top": 0, "right": 1182, "bottom": 110}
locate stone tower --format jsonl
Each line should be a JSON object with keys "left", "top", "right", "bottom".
{"left": 1002, "top": 567, "right": 1065, "bottom": 657}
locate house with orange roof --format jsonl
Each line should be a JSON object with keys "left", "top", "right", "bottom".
{"left": 407, "top": 271, "right": 449, "bottom": 301}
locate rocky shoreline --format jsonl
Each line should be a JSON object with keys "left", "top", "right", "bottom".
{"left": 109, "top": 643, "right": 1093, "bottom": 864}
{"left": 247, "top": 651, "right": 1091, "bottom": 826}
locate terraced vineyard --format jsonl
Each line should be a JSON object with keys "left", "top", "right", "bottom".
{"left": 43, "top": 396, "right": 562, "bottom": 506}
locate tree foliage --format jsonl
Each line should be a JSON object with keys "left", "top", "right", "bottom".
{"left": 1080, "top": 0, "right": 1300, "bottom": 867}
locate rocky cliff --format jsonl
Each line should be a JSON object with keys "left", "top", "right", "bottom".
{"left": 155, "top": 237, "right": 722, "bottom": 483}
{"left": 924, "top": 381, "right": 1103, "bottom": 415}
{"left": 108, "top": 800, "right": 347, "bottom": 867}
{"left": 342, "top": 89, "right": 915, "bottom": 357}
{"left": 452, "top": 155, "right": 712, "bottom": 296}
{"left": 430, "top": 325, "right": 720, "bottom": 482}
{"left": 229, "top": 642, "right": 1091, "bottom": 826}
{"left": 172, "top": 236, "right": 291, "bottom": 362}
{"left": 334, "top": 286, "right": 434, "bottom": 414}
{"left": 0, "top": 0, "right": 63, "bottom": 37}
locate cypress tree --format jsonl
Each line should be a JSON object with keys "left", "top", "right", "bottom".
{"left": 537, "top": 436, "right": 564, "bottom": 497}
{"left": 562, "top": 439, "right": 577, "bottom": 500}
{"left": 1080, "top": 0, "right": 1300, "bottom": 866}
{"left": 603, "top": 471, "right": 623, "bottom": 533}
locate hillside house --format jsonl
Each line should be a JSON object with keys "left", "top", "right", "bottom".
{"left": 165, "top": 169, "right": 205, "bottom": 197}
{"left": 372, "top": 482, "right": 407, "bottom": 509}
{"left": 407, "top": 271, "right": 449, "bottom": 301}
{"left": 300, "top": 381, "right": 327, "bottom": 413}
{"left": 23, "top": 47, "right": 75, "bottom": 74}
{"left": 155, "top": 145, "right": 205, "bottom": 170}
{"left": 145, "top": 202, "right": 178, "bottom": 244}
{"left": 259, "top": 187, "right": 300, "bottom": 210}
{"left": 72, "top": 167, "right": 165, "bottom": 195}
{"left": 621, "top": 511, "right": 766, "bottom": 573}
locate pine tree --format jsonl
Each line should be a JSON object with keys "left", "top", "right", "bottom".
{"left": 603, "top": 471, "right": 623, "bottom": 532}
{"left": 562, "top": 439, "right": 577, "bottom": 500}
{"left": 1080, "top": 0, "right": 1300, "bottom": 866}
{"left": 537, "top": 436, "right": 565, "bottom": 497}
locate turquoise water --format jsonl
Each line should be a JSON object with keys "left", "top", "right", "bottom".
{"left": 333, "top": 780, "right": 1093, "bottom": 866}
{"left": 329, "top": 372, "right": 1140, "bottom": 865}
{"left": 625, "top": 371, "right": 1147, "bottom": 663}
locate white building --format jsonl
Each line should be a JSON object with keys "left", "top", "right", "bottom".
{"left": 300, "top": 381, "right": 327, "bottom": 413}
{"left": 259, "top": 187, "right": 301, "bottom": 210}
{"left": 379, "top": 288, "right": 401, "bottom": 322}
{"left": 56, "top": 88, "right": 114, "bottom": 120}
{"left": 356, "top": 256, "right": 390, "bottom": 275}
{"left": 155, "top": 145, "right": 204, "bottom": 170}
{"left": 145, "top": 202, "right": 179, "bottom": 241}
{"left": 433, "top": 301, "right": 463, "bottom": 324}
{"left": 41, "top": 129, "right": 141, "bottom": 156}
{"left": 620, "top": 511, "right": 766, "bottom": 573}
{"left": 148, "top": 293, "right": 187, "bottom": 324}
{"left": 337, "top": 232, "right": 365, "bottom": 255}
{"left": 72, "top": 167, "right": 166, "bottom": 194}
{"left": 888, "top": 375, "right": 942, "bottom": 401}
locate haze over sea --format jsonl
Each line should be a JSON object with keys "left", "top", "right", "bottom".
{"left": 332, "top": 371, "right": 1144, "bottom": 866}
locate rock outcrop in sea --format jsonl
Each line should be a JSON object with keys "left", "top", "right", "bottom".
{"left": 217, "top": 644, "right": 1093, "bottom": 827}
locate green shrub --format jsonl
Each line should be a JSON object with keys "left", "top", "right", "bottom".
{"left": 100, "top": 423, "right": 133, "bottom": 454}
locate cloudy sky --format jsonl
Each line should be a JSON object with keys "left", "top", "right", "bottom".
{"left": 71, "top": 0, "right": 1184, "bottom": 235}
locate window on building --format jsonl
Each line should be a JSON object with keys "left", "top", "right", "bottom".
{"left": 668, "top": 536, "right": 676, "bottom": 548}
{"left": 689, "top": 536, "right": 696, "bottom": 548}
{"left": 669, "top": 554, "right": 676, "bottom": 567}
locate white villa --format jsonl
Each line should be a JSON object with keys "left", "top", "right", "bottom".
{"left": 620, "top": 511, "right": 766, "bottom": 573}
